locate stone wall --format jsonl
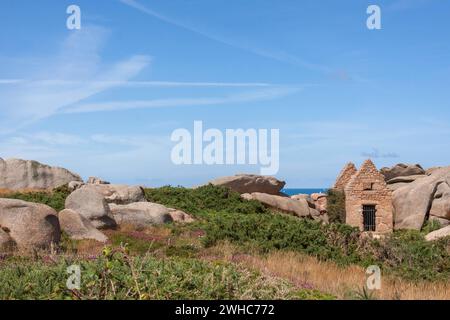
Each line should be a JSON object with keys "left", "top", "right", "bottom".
{"left": 344, "top": 159, "right": 393, "bottom": 233}
{"left": 333, "top": 162, "right": 357, "bottom": 190}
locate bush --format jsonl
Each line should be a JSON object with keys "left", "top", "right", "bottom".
{"left": 0, "top": 184, "right": 71, "bottom": 212}
{"left": 326, "top": 189, "right": 346, "bottom": 223}
{"left": 421, "top": 220, "right": 442, "bottom": 234}
{"left": 366, "top": 230, "right": 450, "bottom": 281}
{"left": 202, "top": 211, "right": 363, "bottom": 265}
{"left": 0, "top": 251, "right": 300, "bottom": 300}
{"left": 145, "top": 185, "right": 450, "bottom": 281}
{"left": 144, "top": 184, "right": 268, "bottom": 216}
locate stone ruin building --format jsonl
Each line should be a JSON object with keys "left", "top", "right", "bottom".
{"left": 334, "top": 159, "right": 393, "bottom": 234}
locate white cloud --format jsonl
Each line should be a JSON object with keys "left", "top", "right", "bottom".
{"left": 63, "top": 87, "right": 301, "bottom": 113}
{"left": 387, "top": 0, "right": 434, "bottom": 11}
{"left": 0, "top": 79, "right": 24, "bottom": 84}
{"left": 0, "top": 79, "right": 272, "bottom": 88}
{"left": 0, "top": 26, "right": 151, "bottom": 134}
{"left": 119, "top": 0, "right": 334, "bottom": 74}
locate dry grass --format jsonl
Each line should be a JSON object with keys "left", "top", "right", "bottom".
{"left": 204, "top": 243, "right": 450, "bottom": 300}
{"left": 0, "top": 188, "right": 49, "bottom": 196}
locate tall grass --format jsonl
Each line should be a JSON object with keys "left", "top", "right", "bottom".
{"left": 0, "top": 249, "right": 298, "bottom": 300}
{"left": 145, "top": 185, "right": 450, "bottom": 282}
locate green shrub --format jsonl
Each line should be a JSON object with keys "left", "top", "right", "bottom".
{"left": 0, "top": 252, "right": 303, "bottom": 300}
{"left": 165, "top": 245, "right": 199, "bottom": 258}
{"left": 421, "top": 220, "right": 442, "bottom": 234}
{"left": 202, "top": 211, "right": 363, "bottom": 265}
{"left": 145, "top": 185, "right": 450, "bottom": 282}
{"left": 109, "top": 233, "right": 164, "bottom": 255}
{"left": 366, "top": 230, "right": 450, "bottom": 281}
{"left": 144, "top": 184, "right": 268, "bottom": 216}
{"left": 0, "top": 184, "right": 71, "bottom": 212}
{"left": 202, "top": 210, "right": 450, "bottom": 281}
{"left": 326, "top": 189, "right": 346, "bottom": 223}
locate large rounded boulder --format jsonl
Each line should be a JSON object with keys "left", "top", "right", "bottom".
{"left": 393, "top": 166, "right": 450, "bottom": 230}
{"left": 109, "top": 202, "right": 174, "bottom": 228}
{"left": 59, "top": 209, "right": 108, "bottom": 243}
{"left": 0, "top": 199, "right": 60, "bottom": 250}
{"left": 429, "top": 182, "right": 450, "bottom": 221}
{"left": 79, "top": 184, "right": 146, "bottom": 205}
{"left": 0, "top": 228, "right": 15, "bottom": 252}
{"left": 65, "top": 187, "right": 117, "bottom": 229}
{"left": 425, "top": 225, "right": 450, "bottom": 241}
{"left": 0, "top": 158, "right": 82, "bottom": 190}
{"left": 380, "top": 163, "right": 425, "bottom": 181}
{"left": 206, "top": 174, "right": 285, "bottom": 195}
{"left": 242, "top": 192, "right": 328, "bottom": 223}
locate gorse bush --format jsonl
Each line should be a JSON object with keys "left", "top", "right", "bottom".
{"left": 202, "top": 211, "right": 364, "bottom": 265}
{"left": 0, "top": 184, "right": 71, "bottom": 212}
{"left": 144, "top": 184, "right": 268, "bottom": 216}
{"left": 2, "top": 184, "right": 450, "bottom": 284}
{"left": 421, "top": 220, "right": 442, "bottom": 234}
{"left": 367, "top": 230, "right": 450, "bottom": 281}
{"left": 145, "top": 186, "right": 450, "bottom": 281}
{"left": 326, "top": 189, "right": 346, "bottom": 223}
{"left": 202, "top": 210, "right": 450, "bottom": 281}
{"left": 0, "top": 250, "right": 299, "bottom": 300}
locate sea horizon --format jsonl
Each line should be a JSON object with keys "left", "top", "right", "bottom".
{"left": 282, "top": 188, "right": 328, "bottom": 196}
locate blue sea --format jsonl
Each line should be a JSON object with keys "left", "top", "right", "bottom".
{"left": 282, "top": 188, "right": 328, "bottom": 196}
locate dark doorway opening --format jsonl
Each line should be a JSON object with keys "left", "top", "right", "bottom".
{"left": 362, "top": 205, "right": 376, "bottom": 231}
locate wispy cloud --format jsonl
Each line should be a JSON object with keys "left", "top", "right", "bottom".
{"left": 0, "top": 26, "right": 151, "bottom": 134}
{"left": 119, "top": 0, "right": 335, "bottom": 74}
{"left": 0, "top": 79, "right": 272, "bottom": 88}
{"left": 62, "top": 86, "right": 301, "bottom": 113}
{"left": 361, "top": 148, "right": 399, "bottom": 159}
{"left": 387, "top": 0, "right": 435, "bottom": 11}
{"left": 0, "top": 79, "right": 24, "bottom": 84}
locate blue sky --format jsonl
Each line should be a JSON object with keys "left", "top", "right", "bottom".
{"left": 0, "top": 0, "right": 449, "bottom": 187}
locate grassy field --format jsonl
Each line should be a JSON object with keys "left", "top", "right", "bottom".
{"left": 0, "top": 184, "right": 449, "bottom": 300}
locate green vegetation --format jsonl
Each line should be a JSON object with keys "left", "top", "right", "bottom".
{"left": 0, "top": 249, "right": 300, "bottom": 300}
{"left": 144, "top": 185, "right": 268, "bottom": 216}
{"left": 0, "top": 184, "right": 449, "bottom": 300}
{"left": 0, "top": 184, "right": 70, "bottom": 212}
{"left": 144, "top": 185, "right": 450, "bottom": 282}
{"left": 326, "top": 189, "right": 346, "bottom": 223}
{"left": 202, "top": 212, "right": 362, "bottom": 263}
{"left": 421, "top": 219, "right": 442, "bottom": 234}
{"left": 109, "top": 233, "right": 165, "bottom": 255}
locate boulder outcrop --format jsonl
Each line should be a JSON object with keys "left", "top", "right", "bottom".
{"left": 207, "top": 174, "right": 285, "bottom": 195}
{"left": 393, "top": 166, "right": 450, "bottom": 230}
{"left": 65, "top": 187, "right": 117, "bottom": 229}
{"left": 0, "top": 199, "right": 60, "bottom": 250}
{"left": 59, "top": 209, "right": 108, "bottom": 242}
{"left": 109, "top": 202, "right": 174, "bottom": 228}
{"left": 311, "top": 193, "right": 327, "bottom": 213}
{"left": 425, "top": 225, "right": 450, "bottom": 241}
{"left": 291, "top": 194, "right": 315, "bottom": 208}
{"left": 78, "top": 184, "right": 146, "bottom": 205}
{"left": 381, "top": 163, "right": 425, "bottom": 181}
{"left": 0, "top": 158, "right": 82, "bottom": 190}
{"left": 242, "top": 192, "right": 328, "bottom": 222}
{"left": 168, "top": 209, "right": 195, "bottom": 223}
{"left": 0, "top": 228, "right": 15, "bottom": 252}
{"left": 87, "top": 177, "right": 110, "bottom": 185}
{"left": 68, "top": 181, "right": 84, "bottom": 191}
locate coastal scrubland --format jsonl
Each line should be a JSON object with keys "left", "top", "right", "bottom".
{"left": 0, "top": 185, "right": 449, "bottom": 300}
